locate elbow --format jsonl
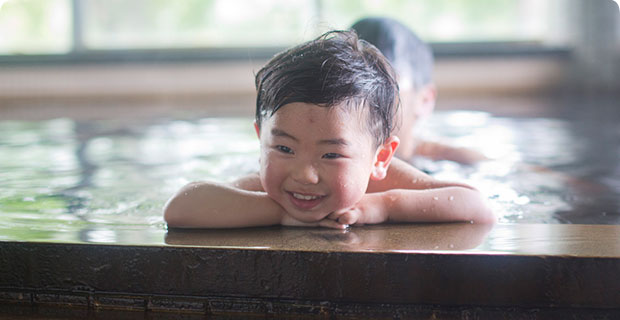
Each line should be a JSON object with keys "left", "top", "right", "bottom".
{"left": 473, "top": 207, "right": 496, "bottom": 224}
{"left": 163, "top": 183, "right": 199, "bottom": 228}
{"left": 163, "top": 181, "right": 216, "bottom": 228}
{"left": 469, "top": 190, "right": 496, "bottom": 224}
{"left": 163, "top": 196, "right": 184, "bottom": 228}
{"left": 446, "top": 187, "right": 495, "bottom": 224}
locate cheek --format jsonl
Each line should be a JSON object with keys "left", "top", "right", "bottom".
{"left": 330, "top": 164, "right": 371, "bottom": 208}
{"left": 259, "top": 151, "right": 284, "bottom": 193}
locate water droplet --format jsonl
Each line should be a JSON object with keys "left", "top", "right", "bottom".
{"left": 449, "top": 244, "right": 454, "bottom": 248}
{"left": 433, "top": 196, "right": 439, "bottom": 200}
{"left": 449, "top": 196, "right": 454, "bottom": 201}
{"left": 183, "top": 192, "right": 188, "bottom": 196}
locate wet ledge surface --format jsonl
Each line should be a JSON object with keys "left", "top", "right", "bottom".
{"left": 164, "top": 223, "right": 620, "bottom": 257}
{"left": 1, "top": 223, "right": 620, "bottom": 317}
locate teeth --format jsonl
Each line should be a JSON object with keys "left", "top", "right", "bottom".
{"left": 292, "top": 193, "right": 320, "bottom": 200}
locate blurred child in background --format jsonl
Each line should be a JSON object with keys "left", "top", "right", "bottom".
{"left": 352, "top": 17, "right": 488, "bottom": 165}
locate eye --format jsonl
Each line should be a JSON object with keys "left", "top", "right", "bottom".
{"left": 276, "top": 145, "right": 294, "bottom": 154}
{"left": 322, "top": 153, "right": 343, "bottom": 159}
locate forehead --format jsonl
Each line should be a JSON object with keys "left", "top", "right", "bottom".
{"left": 264, "top": 102, "right": 369, "bottom": 137}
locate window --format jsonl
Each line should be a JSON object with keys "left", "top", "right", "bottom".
{"left": 322, "top": 0, "right": 557, "bottom": 43}
{"left": 80, "top": 0, "right": 317, "bottom": 49}
{"left": 0, "top": 0, "right": 563, "bottom": 57}
{"left": 0, "top": 0, "right": 72, "bottom": 54}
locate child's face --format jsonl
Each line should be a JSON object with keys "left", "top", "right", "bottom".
{"left": 256, "top": 102, "right": 384, "bottom": 223}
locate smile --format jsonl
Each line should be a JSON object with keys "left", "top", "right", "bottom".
{"left": 287, "top": 191, "right": 325, "bottom": 210}
{"left": 292, "top": 193, "right": 322, "bottom": 200}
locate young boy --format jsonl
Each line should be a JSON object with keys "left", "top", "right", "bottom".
{"left": 351, "top": 17, "right": 488, "bottom": 165}
{"left": 164, "top": 31, "right": 494, "bottom": 229}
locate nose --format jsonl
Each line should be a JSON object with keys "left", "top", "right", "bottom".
{"left": 291, "top": 160, "right": 319, "bottom": 185}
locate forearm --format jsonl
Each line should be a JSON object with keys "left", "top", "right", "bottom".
{"left": 164, "top": 181, "right": 283, "bottom": 228}
{"left": 383, "top": 187, "right": 495, "bottom": 224}
{"left": 415, "top": 141, "right": 489, "bottom": 165}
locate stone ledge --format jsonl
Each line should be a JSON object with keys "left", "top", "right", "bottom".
{"left": 1, "top": 290, "right": 620, "bottom": 319}
{"left": 1, "top": 223, "right": 619, "bottom": 317}
{"left": 0, "top": 224, "right": 620, "bottom": 319}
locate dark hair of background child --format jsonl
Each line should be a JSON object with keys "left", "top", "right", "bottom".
{"left": 351, "top": 17, "right": 434, "bottom": 90}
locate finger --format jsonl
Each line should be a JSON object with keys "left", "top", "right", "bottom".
{"left": 328, "top": 211, "right": 344, "bottom": 221}
{"left": 338, "top": 211, "right": 360, "bottom": 225}
{"left": 319, "top": 219, "right": 349, "bottom": 230}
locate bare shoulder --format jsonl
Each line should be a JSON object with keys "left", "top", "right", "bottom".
{"left": 231, "top": 172, "right": 264, "bottom": 192}
{"left": 367, "top": 157, "right": 477, "bottom": 192}
{"left": 390, "top": 157, "right": 426, "bottom": 174}
{"left": 366, "top": 158, "right": 430, "bottom": 193}
{"left": 386, "top": 158, "right": 434, "bottom": 182}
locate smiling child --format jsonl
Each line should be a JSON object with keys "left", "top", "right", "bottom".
{"left": 164, "top": 30, "right": 494, "bottom": 229}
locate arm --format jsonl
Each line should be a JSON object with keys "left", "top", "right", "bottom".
{"left": 332, "top": 187, "right": 494, "bottom": 225}
{"left": 163, "top": 180, "right": 284, "bottom": 228}
{"left": 414, "top": 140, "right": 489, "bottom": 166}
{"left": 382, "top": 187, "right": 495, "bottom": 223}
{"left": 334, "top": 158, "right": 495, "bottom": 225}
{"left": 164, "top": 175, "right": 347, "bottom": 229}
{"left": 367, "top": 157, "right": 475, "bottom": 192}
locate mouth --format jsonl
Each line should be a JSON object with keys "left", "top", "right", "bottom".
{"left": 287, "top": 191, "right": 326, "bottom": 210}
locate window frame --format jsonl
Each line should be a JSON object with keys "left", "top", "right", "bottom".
{"left": 0, "top": 0, "right": 572, "bottom": 66}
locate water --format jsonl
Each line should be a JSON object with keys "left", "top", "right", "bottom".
{"left": 0, "top": 117, "right": 259, "bottom": 243}
{"left": 0, "top": 111, "right": 619, "bottom": 243}
{"left": 418, "top": 111, "right": 620, "bottom": 224}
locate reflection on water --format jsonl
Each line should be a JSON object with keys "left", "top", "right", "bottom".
{"left": 419, "top": 111, "right": 620, "bottom": 225}
{"left": 0, "top": 117, "right": 259, "bottom": 244}
{"left": 0, "top": 111, "right": 618, "bottom": 243}
{"left": 165, "top": 223, "right": 495, "bottom": 252}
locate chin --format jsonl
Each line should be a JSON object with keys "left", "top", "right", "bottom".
{"left": 290, "top": 211, "right": 328, "bottom": 223}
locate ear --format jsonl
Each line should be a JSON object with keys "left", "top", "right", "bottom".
{"left": 254, "top": 121, "right": 262, "bottom": 165}
{"left": 370, "top": 136, "right": 400, "bottom": 181}
{"left": 253, "top": 121, "right": 260, "bottom": 138}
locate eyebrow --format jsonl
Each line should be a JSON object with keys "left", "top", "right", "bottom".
{"left": 271, "top": 129, "right": 350, "bottom": 146}
{"left": 271, "top": 129, "right": 298, "bottom": 141}
{"left": 318, "top": 138, "right": 350, "bottom": 146}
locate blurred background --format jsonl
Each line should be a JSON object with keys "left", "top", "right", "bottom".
{"left": 0, "top": 0, "right": 618, "bottom": 119}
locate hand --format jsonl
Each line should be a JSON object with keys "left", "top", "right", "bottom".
{"left": 327, "top": 193, "right": 388, "bottom": 226}
{"left": 451, "top": 147, "right": 490, "bottom": 166}
{"left": 328, "top": 207, "right": 362, "bottom": 226}
{"left": 280, "top": 212, "right": 349, "bottom": 229}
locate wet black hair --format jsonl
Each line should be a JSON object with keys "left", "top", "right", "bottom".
{"left": 255, "top": 30, "right": 400, "bottom": 147}
{"left": 351, "top": 17, "right": 433, "bottom": 89}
